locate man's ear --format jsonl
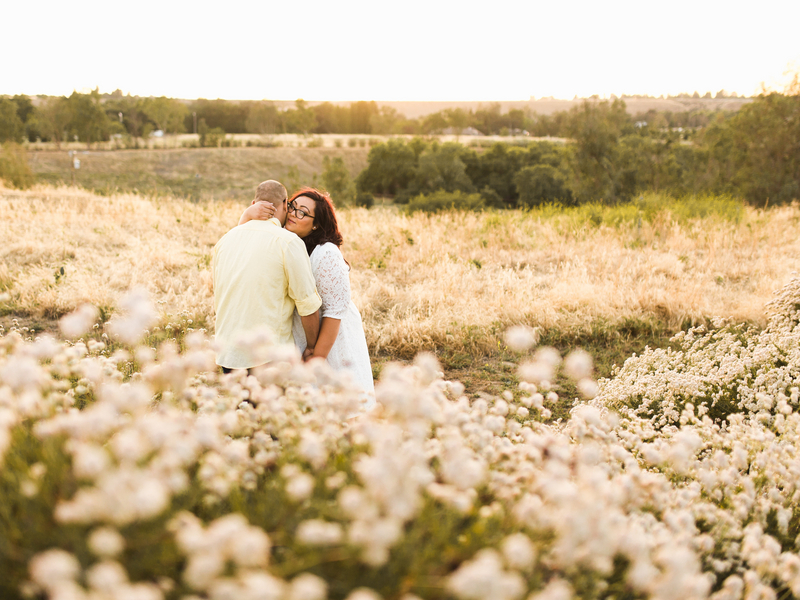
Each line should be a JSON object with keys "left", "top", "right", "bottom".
{"left": 251, "top": 200, "right": 257, "bottom": 205}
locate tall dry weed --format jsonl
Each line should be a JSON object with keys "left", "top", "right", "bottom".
{"left": 1, "top": 184, "right": 799, "bottom": 356}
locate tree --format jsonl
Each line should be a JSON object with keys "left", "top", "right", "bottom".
{"left": 514, "top": 164, "right": 572, "bottom": 207}
{"left": 141, "top": 97, "right": 188, "bottom": 133}
{"left": 370, "top": 106, "right": 402, "bottom": 135}
{"left": 421, "top": 111, "right": 448, "bottom": 135}
{"left": 287, "top": 99, "right": 317, "bottom": 136}
{"left": 702, "top": 92, "right": 800, "bottom": 205}
{"left": 0, "top": 99, "right": 24, "bottom": 143}
{"left": 65, "top": 89, "right": 111, "bottom": 147}
{"left": 29, "top": 97, "right": 70, "bottom": 148}
{"left": 445, "top": 108, "right": 470, "bottom": 136}
{"left": 246, "top": 101, "right": 279, "bottom": 135}
{"left": 563, "top": 99, "right": 633, "bottom": 203}
{"left": 356, "top": 138, "right": 417, "bottom": 197}
{"left": 349, "top": 101, "right": 378, "bottom": 134}
{"left": 321, "top": 156, "right": 356, "bottom": 206}
{"left": 401, "top": 142, "right": 475, "bottom": 202}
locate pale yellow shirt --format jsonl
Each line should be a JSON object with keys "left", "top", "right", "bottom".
{"left": 213, "top": 218, "right": 321, "bottom": 369}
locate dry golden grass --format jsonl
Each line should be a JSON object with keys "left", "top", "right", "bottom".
{"left": 29, "top": 146, "right": 370, "bottom": 200}
{"left": 2, "top": 183, "right": 799, "bottom": 359}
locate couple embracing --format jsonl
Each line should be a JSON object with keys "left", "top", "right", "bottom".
{"left": 213, "top": 180, "right": 375, "bottom": 409}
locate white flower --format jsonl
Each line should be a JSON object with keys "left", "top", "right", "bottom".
{"left": 287, "top": 573, "right": 328, "bottom": 600}
{"left": 296, "top": 520, "right": 344, "bottom": 546}
{"left": 344, "top": 588, "right": 383, "bottom": 600}
{"left": 107, "top": 288, "right": 158, "bottom": 345}
{"left": 59, "top": 304, "right": 99, "bottom": 339}
{"left": 29, "top": 549, "right": 81, "bottom": 591}
{"left": 230, "top": 526, "right": 271, "bottom": 568}
{"left": 505, "top": 326, "right": 538, "bottom": 352}
{"left": 239, "top": 572, "right": 287, "bottom": 600}
{"left": 183, "top": 551, "right": 224, "bottom": 591}
{"left": 446, "top": 549, "right": 525, "bottom": 600}
{"left": 286, "top": 473, "right": 315, "bottom": 502}
{"left": 501, "top": 533, "right": 536, "bottom": 571}
{"left": 88, "top": 527, "right": 126, "bottom": 557}
{"left": 529, "top": 578, "right": 573, "bottom": 600}
{"left": 563, "top": 350, "right": 593, "bottom": 380}
{"left": 86, "top": 560, "right": 128, "bottom": 592}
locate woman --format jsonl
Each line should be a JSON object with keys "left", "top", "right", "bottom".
{"left": 239, "top": 188, "right": 375, "bottom": 407}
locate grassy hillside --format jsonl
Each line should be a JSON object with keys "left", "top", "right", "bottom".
{"left": 28, "top": 146, "right": 371, "bottom": 201}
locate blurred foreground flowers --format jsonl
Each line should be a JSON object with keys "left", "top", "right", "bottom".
{"left": 1, "top": 278, "right": 800, "bottom": 599}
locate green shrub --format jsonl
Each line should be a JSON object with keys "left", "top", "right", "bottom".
{"left": 514, "top": 164, "right": 573, "bottom": 207}
{"left": 347, "top": 137, "right": 358, "bottom": 148}
{"left": 306, "top": 137, "right": 324, "bottom": 148}
{"left": 355, "top": 191, "right": 375, "bottom": 208}
{"left": 406, "top": 189, "right": 485, "bottom": 214}
{"left": 0, "top": 142, "right": 34, "bottom": 189}
{"left": 321, "top": 156, "right": 356, "bottom": 206}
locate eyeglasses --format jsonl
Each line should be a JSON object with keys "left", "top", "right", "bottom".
{"left": 288, "top": 200, "right": 315, "bottom": 220}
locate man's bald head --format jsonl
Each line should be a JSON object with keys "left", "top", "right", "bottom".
{"left": 254, "top": 180, "right": 288, "bottom": 225}
{"left": 255, "top": 180, "right": 287, "bottom": 203}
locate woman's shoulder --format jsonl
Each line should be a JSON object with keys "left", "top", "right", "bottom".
{"left": 312, "top": 242, "right": 343, "bottom": 259}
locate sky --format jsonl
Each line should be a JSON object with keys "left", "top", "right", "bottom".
{"left": 3, "top": 0, "right": 798, "bottom": 102}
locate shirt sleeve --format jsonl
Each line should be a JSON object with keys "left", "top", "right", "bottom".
{"left": 284, "top": 238, "right": 322, "bottom": 317}
{"left": 314, "top": 244, "right": 350, "bottom": 319}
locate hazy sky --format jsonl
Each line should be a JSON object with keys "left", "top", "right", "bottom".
{"left": 3, "top": 0, "right": 798, "bottom": 101}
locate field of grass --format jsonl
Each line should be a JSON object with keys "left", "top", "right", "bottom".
{"left": 27, "top": 146, "right": 371, "bottom": 201}
{"left": 2, "top": 182, "right": 799, "bottom": 405}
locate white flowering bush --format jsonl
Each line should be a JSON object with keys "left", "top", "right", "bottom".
{"left": 1, "top": 278, "right": 800, "bottom": 599}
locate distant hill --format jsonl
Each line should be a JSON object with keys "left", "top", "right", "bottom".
{"left": 265, "top": 97, "right": 753, "bottom": 118}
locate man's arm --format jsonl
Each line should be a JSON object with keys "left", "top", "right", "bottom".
{"left": 284, "top": 237, "right": 322, "bottom": 356}
{"left": 301, "top": 309, "right": 321, "bottom": 353}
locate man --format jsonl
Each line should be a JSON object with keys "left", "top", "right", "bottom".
{"left": 213, "top": 180, "right": 321, "bottom": 370}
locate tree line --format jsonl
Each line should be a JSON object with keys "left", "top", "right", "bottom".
{"left": 0, "top": 89, "right": 754, "bottom": 147}
{"left": 1, "top": 84, "right": 798, "bottom": 207}
{"left": 355, "top": 91, "right": 800, "bottom": 208}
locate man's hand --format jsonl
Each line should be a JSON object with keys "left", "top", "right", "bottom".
{"left": 238, "top": 201, "right": 276, "bottom": 225}
{"left": 302, "top": 347, "right": 315, "bottom": 361}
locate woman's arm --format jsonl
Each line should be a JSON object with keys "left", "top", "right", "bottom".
{"left": 309, "top": 245, "right": 350, "bottom": 360}
{"left": 311, "top": 317, "right": 341, "bottom": 359}
{"left": 238, "top": 201, "right": 275, "bottom": 225}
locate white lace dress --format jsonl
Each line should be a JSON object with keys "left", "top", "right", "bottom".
{"left": 292, "top": 243, "right": 375, "bottom": 407}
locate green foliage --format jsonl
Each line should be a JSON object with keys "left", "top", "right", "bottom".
{"left": 564, "top": 99, "right": 634, "bottom": 204}
{"left": 402, "top": 142, "right": 475, "bottom": 201}
{"left": 702, "top": 92, "right": 800, "bottom": 205}
{"left": 406, "top": 189, "right": 485, "bottom": 214}
{"left": 140, "top": 96, "right": 188, "bottom": 134}
{"left": 65, "top": 89, "right": 112, "bottom": 147}
{"left": 514, "top": 164, "right": 573, "bottom": 207}
{"left": 28, "top": 97, "right": 71, "bottom": 147}
{"left": 197, "top": 118, "right": 209, "bottom": 147}
{"left": 355, "top": 191, "right": 374, "bottom": 208}
{"left": 286, "top": 99, "right": 318, "bottom": 136}
{"left": 356, "top": 138, "right": 418, "bottom": 197}
{"left": 245, "top": 101, "right": 279, "bottom": 135}
{"left": 0, "top": 143, "right": 34, "bottom": 189}
{"left": 321, "top": 156, "right": 356, "bottom": 206}
{"left": 0, "top": 99, "right": 24, "bottom": 143}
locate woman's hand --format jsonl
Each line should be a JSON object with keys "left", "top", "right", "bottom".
{"left": 238, "top": 201, "right": 275, "bottom": 225}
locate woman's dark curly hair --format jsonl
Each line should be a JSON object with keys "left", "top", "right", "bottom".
{"left": 288, "top": 188, "right": 345, "bottom": 257}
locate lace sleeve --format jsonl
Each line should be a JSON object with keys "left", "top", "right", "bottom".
{"left": 313, "top": 244, "right": 351, "bottom": 319}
